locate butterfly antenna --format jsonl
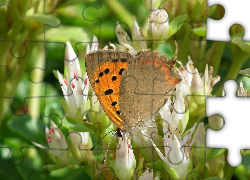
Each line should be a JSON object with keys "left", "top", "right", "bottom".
{"left": 102, "top": 129, "right": 117, "bottom": 164}
{"left": 91, "top": 130, "right": 116, "bottom": 151}
{"left": 174, "top": 41, "right": 178, "bottom": 60}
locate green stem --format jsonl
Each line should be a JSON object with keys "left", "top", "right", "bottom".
{"left": 105, "top": 0, "right": 133, "bottom": 27}
{"left": 0, "top": 1, "right": 25, "bottom": 127}
{"left": 215, "top": 50, "right": 250, "bottom": 96}
{"left": 177, "top": 24, "right": 191, "bottom": 65}
{"left": 28, "top": 43, "right": 45, "bottom": 118}
{"left": 224, "top": 163, "right": 236, "bottom": 180}
{"left": 196, "top": 40, "right": 207, "bottom": 72}
{"left": 205, "top": 41, "right": 227, "bottom": 76}
{"left": 187, "top": 160, "right": 205, "bottom": 180}
{"left": 178, "top": 0, "right": 188, "bottom": 15}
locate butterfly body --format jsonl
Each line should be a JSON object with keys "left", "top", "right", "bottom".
{"left": 85, "top": 50, "right": 181, "bottom": 131}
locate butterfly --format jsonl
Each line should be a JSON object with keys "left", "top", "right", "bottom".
{"left": 85, "top": 49, "right": 181, "bottom": 132}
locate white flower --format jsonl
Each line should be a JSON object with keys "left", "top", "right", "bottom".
{"left": 151, "top": 122, "right": 201, "bottom": 179}
{"left": 69, "top": 130, "right": 94, "bottom": 163}
{"left": 114, "top": 132, "right": 136, "bottom": 180}
{"left": 203, "top": 64, "right": 220, "bottom": 95}
{"left": 139, "top": 168, "right": 155, "bottom": 180}
{"left": 160, "top": 86, "right": 187, "bottom": 138}
{"left": 177, "top": 59, "right": 220, "bottom": 97}
{"left": 176, "top": 59, "right": 220, "bottom": 112}
{"left": 191, "top": 123, "right": 206, "bottom": 160}
{"left": 32, "top": 120, "right": 70, "bottom": 166}
{"left": 148, "top": 8, "right": 169, "bottom": 41}
{"left": 57, "top": 41, "right": 90, "bottom": 122}
{"left": 86, "top": 35, "right": 98, "bottom": 54}
{"left": 116, "top": 22, "right": 137, "bottom": 53}
{"left": 132, "top": 16, "right": 147, "bottom": 50}
{"left": 237, "top": 81, "right": 248, "bottom": 96}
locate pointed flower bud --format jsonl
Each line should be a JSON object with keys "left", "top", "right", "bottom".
{"left": 86, "top": 35, "right": 99, "bottom": 54}
{"left": 148, "top": 8, "right": 169, "bottom": 41}
{"left": 190, "top": 122, "right": 206, "bottom": 160}
{"left": 151, "top": 121, "right": 194, "bottom": 179}
{"left": 139, "top": 168, "right": 154, "bottom": 180}
{"left": 203, "top": 65, "right": 220, "bottom": 95}
{"left": 175, "top": 58, "right": 220, "bottom": 119}
{"left": 160, "top": 88, "right": 187, "bottom": 138}
{"left": 69, "top": 130, "right": 94, "bottom": 163}
{"left": 32, "top": 120, "right": 70, "bottom": 166}
{"left": 116, "top": 22, "right": 136, "bottom": 53}
{"left": 237, "top": 81, "right": 248, "bottom": 96}
{"left": 132, "top": 17, "right": 147, "bottom": 50}
{"left": 114, "top": 133, "right": 136, "bottom": 180}
{"left": 57, "top": 42, "right": 90, "bottom": 123}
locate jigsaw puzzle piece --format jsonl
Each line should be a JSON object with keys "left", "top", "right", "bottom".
{"left": 207, "top": 24, "right": 250, "bottom": 97}
{"left": 206, "top": 79, "right": 250, "bottom": 167}
{"left": 207, "top": 0, "right": 250, "bottom": 41}
{"left": 0, "top": 1, "right": 64, "bottom": 124}
{"left": 0, "top": 1, "right": 61, "bottom": 59}
{"left": 0, "top": 112, "right": 49, "bottom": 179}
{"left": 0, "top": 146, "right": 25, "bottom": 179}
{"left": 82, "top": 0, "right": 103, "bottom": 40}
{"left": 173, "top": 21, "right": 207, "bottom": 69}
{"left": 82, "top": 0, "right": 140, "bottom": 43}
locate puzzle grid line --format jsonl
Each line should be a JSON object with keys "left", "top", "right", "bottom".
{"left": 0, "top": 0, "right": 250, "bottom": 179}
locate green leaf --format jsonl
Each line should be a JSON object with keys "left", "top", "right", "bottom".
{"left": 147, "top": 160, "right": 165, "bottom": 171}
{"left": 168, "top": 15, "right": 187, "bottom": 37}
{"left": 232, "top": 39, "right": 250, "bottom": 53}
{"left": 169, "top": 167, "right": 180, "bottom": 179}
{"left": 206, "top": 148, "right": 225, "bottom": 161}
{"left": 0, "top": 0, "right": 7, "bottom": 4}
{"left": 204, "top": 177, "right": 224, "bottom": 180}
{"left": 239, "top": 68, "right": 250, "bottom": 78}
{"left": 62, "top": 117, "right": 92, "bottom": 132}
{"left": 46, "top": 164, "right": 64, "bottom": 171}
{"left": 193, "top": 24, "right": 206, "bottom": 37}
{"left": 191, "top": 0, "right": 202, "bottom": 22}
{"left": 53, "top": 70, "right": 59, "bottom": 80}
{"left": 135, "top": 156, "right": 144, "bottom": 178}
{"left": 157, "top": 42, "right": 174, "bottom": 58}
{"left": 0, "top": 159, "right": 24, "bottom": 180}
{"left": 241, "top": 149, "right": 250, "bottom": 156}
{"left": 44, "top": 26, "right": 89, "bottom": 42}
{"left": 25, "top": 14, "right": 60, "bottom": 26}
{"left": 8, "top": 115, "right": 44, "bottom": 142}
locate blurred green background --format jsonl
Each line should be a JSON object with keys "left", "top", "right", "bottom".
{"left": 1, "top": 0, "right": 250, "bottom": 179}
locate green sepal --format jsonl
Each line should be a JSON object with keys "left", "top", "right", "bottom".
{"left": 206, "top": 148, "right": 226, "bottom": 161}
{"left": 168, "top": 15, "right": 187, "bottom": 37}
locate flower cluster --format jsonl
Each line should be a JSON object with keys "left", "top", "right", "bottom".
{"left": 116, "top": 6, "right": 171, "bottom": 53}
